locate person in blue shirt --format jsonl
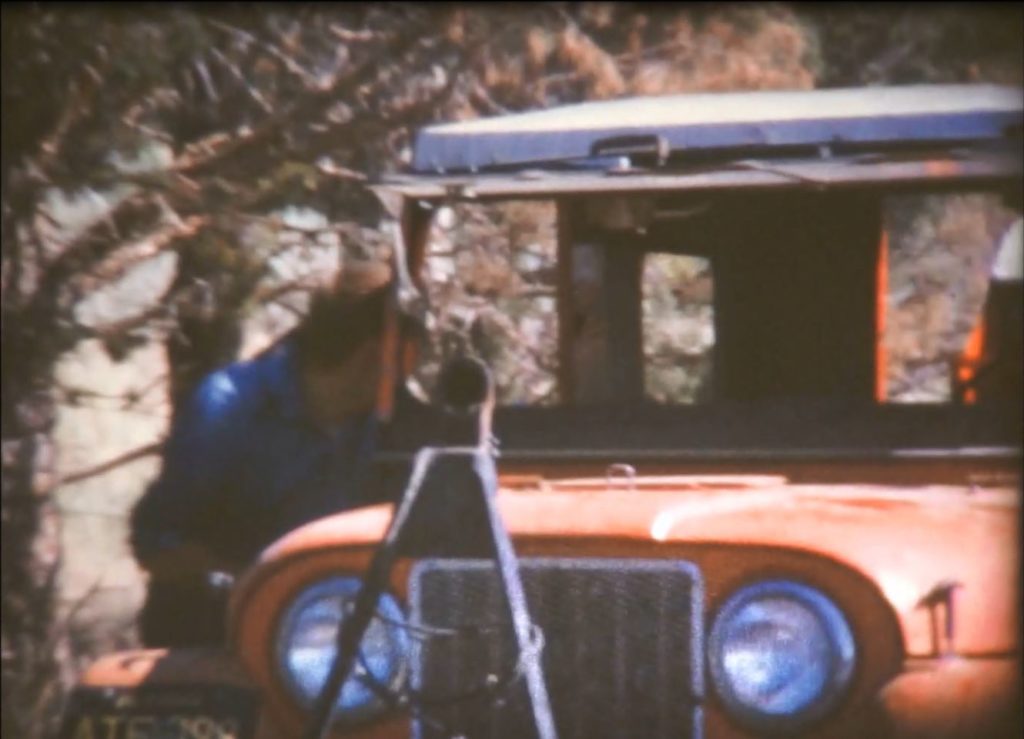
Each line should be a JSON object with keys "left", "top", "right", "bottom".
{"left": 130, "top": 262, "right": 418, "bottom": 647}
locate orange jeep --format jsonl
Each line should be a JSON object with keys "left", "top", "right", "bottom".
{"left": 61, "top": 84, "right": 1022, "bottom": 739}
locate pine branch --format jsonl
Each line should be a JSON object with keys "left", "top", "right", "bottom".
{"left": 252, "top": 276, "right": 321, "bottom": 305}
{"left": 83, "top": 212, "right": 206, "bottom": 287}
{"left": 206, "top": 18, "right": 320, "bottom": 88}
{"left": 80, "top": 301, "right": 170, "bottom": 343}
{"left": 47, "top": 442, "right": 164, "bottom": 492}
{"left": 26, "top": 193, "right": 163, "bottom": 314}
{"left": 327, "top": 23, "right": 378, "bottom": 43}
{"left": 208, "top": 47, "right": 274, "bottom": 114}
{"left": 36, "top": 62, "right": 107, "bottom": 175}
{"left": 173, "top": 26, "right": 424, "bottom": 176}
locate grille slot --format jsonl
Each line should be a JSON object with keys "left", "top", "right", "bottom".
{"left": 409, "top": 557, "right": 703, "bottom": 739}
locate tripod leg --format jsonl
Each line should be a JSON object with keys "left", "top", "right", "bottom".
{"left": 473, "top": 452, "right": 558, "bottom": 739}
{"left": 304, "top": 449, "right": 438, "bottom": 739}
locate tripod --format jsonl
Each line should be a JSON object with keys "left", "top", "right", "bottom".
{"left": 304, "top": 358, "right": 557, "bottom": 739}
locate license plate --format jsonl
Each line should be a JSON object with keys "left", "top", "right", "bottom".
{"left": 60, "top": 684, "right": 259, "bottom": 739}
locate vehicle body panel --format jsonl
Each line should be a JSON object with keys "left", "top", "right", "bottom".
{"left": 254, "top": 477, "right": 1020, "bottom": 658}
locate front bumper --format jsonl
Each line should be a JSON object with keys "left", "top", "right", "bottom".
{"left": 60, "top": 649, "right": 1022, "bottom": 738}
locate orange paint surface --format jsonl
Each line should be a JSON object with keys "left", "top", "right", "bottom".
{"left": 957, "top": 320, "right": 987, "bottom": 404}
{"left": 72, "top": 475, "right": 1020, "bottom": 739}
{"left": 261, "top": 478, "right": 1021, "bottom": 657}
{"left": 877, "top": 657, "right": 1023, "bottom": 738}
{"left": 877, "top": 230, "right": 889, "bottom": 402}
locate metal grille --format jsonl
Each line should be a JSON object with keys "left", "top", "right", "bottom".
{"left": 409, "top": 558, "right": 703, "bottom": 739}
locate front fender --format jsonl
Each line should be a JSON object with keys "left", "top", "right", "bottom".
{"left": 873, "top": 656, "right": 1022, "bottom": 739}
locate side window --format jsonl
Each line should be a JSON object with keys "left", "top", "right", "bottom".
{"left": 882, "top": 193, "right": 1018, "bottom": 403}
{"left": 642, "top": 254, "right": 714, "bottom": 404}
{"left": 414, "top": 201, "right": 560, "bottom": 406}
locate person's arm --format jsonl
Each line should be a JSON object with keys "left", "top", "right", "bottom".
{"left": 130, "top": 370, "right": 247, "bottom": 581}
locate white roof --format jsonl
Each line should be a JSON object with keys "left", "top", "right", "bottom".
{"left": 427, "top": 85, "right": 1021, "bottom": 135}
{"left": 412, "top": 85, "right": 1023, "bottom": 173}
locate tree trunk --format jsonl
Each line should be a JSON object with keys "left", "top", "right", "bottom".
{"left": 1, "top": 323, "right": 72, "bottom": 739}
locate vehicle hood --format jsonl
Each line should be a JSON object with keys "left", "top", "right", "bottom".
{"left": 262, "top": 476, "right": 1020, "bottom": 657}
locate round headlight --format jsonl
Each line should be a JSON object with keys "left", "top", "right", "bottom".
{"left": 276, "top": 577, "right": 408, "bottom": 724}
{"left": 708, "top": 580, "right": 856, "bottom": 733}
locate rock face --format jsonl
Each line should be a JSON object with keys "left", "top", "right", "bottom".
{"left": 54, "top": 247, "right": 177, "bottom": 659}
{"left": 54, "top": 338, "right": 164, "bottom": 658}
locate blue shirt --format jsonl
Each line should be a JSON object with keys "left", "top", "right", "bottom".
{"left": 130, "top": 340, "right": 378, "bottom": 568}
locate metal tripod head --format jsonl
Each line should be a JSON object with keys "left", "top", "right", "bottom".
{"left": 435, "top": 355, "right": 497, "bottom": 450}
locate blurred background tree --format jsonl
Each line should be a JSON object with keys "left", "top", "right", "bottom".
{"left": 2, "top": 3, "right": 1020, "bottom": 736}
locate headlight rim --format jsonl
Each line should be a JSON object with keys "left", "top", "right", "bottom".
{"left": 274, "top": 575, "right": 409, "bottom": 726}
{"left": 707, "top": 578, "right": 857, "bottom": 735}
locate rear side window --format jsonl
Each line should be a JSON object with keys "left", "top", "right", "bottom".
{"left": 642, "top": 254, "right": 714, "bottom": 405}
{"left": 882, "top": 192, "right": 1018, "bottom": 403}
